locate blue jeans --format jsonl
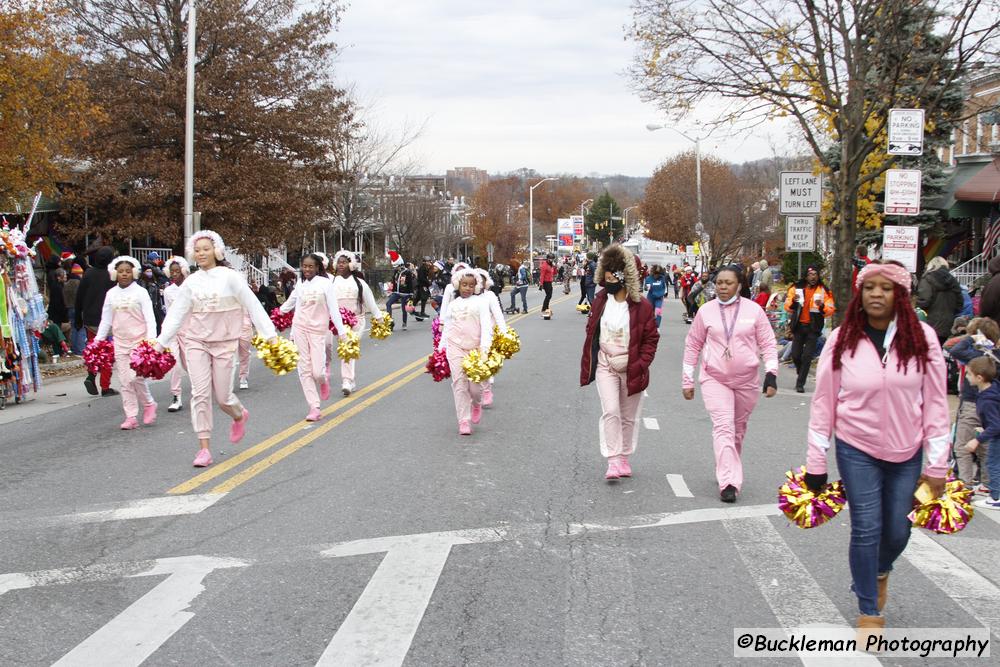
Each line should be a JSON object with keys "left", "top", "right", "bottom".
{"left": 836, "top": 438, "right": 923, "bottom": 615}
{"left": 384, "top": 293, "right": 411, "bottom": 324}
{"left": 647, "top": 295, "right": 664, "bottom": 326}
{"left": 66, "top": 307, "right": 87, "bottom": 354}
{"left": 509, "top": 285, "right": 528, "bottom": 311}
{"left": 987, "top": 438, "right": 1000, "bottom": 501}
{"left": 585, "top": 285, "right": 596, "bottom": 304}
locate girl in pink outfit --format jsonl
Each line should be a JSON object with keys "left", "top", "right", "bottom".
{"left": 163, "top": 256, "right": 190, "bottom": 413}
{"left": 237, "top": 310, "right": 252, "bottom": 390}
{"left": 475, "top": 268, "right": 507, "bottom": 407}
{"left": 802, "top": 261, "right": 949, "bottom": 632}
{"left": 682, "top": 266, "right": 778, "bottom": 502}
{"left": 155, "top": 231, "right": 278, "bottom": 468}
{"left": 331, "top": 250, "right": 383, "bottom": 396}
{"left": 580, "top": 245, "right": 660, "bottom": 480}
{"left": 279, "top": 253, "right": 345, "bottom": 421}
{"left": 443, "top": 269, "right": 493, "bottom": 435}
{"left": 95, "top": 256, "right": 158, "bottom": 430}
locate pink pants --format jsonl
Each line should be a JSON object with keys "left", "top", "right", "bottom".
{"left": 169, "top": 336, "right": 188, "bottom": 396}
{"left": 293, "top": 328, "right": 327, "bottom": 409}
{"left": 595, "top": 344, "right": 643, "bottom": 458}
{"left": 700, "top": 376, "right": 760, "bottom": 491}
{"left": 185, "top": 338, "right": 243, "bottom": 439}
{"left": 340, "top": 315, "right": 364, "bottom": 384}
{"left": 324, "top": 332, "right": 334, "bottom": 381}
{"left": 238, "top": 323, "right": 252, "bottom": 381}
{"left": 115, "top": 343, "right": 154, "bottom": 419}
{"left": 446, "top": 344, "right": 482, "bottom": 424}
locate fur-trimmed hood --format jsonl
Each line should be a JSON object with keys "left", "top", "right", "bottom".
{"left": 595, "top": 244, "right": 642, "bottom": 302}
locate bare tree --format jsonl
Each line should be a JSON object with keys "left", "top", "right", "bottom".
{"left": 378, "top": 187, "right": 443, "bottom": 261}
{"left": 630, "top": 0, "right": 1000, "bottom": 313}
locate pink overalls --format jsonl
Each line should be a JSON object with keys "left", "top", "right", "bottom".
{"left": 683, "top": 297, "right": 777, "bottom": 491}
{"left": 96, "top": 283, "right": 157, "bottom": 420}
{"left": 281, "top": 276, "right": 344, "bottom": 409}
{"left": 332, "top": 275, "right": 382, "bottom": 388}
{"left": 164, "top": 283, "right": 189, "bottom": 397}
{"left": 238, "top": 311, "right": 253, "bottom": 384}
{"left": 444, "top": 295, "right": 492, "bottom": 425}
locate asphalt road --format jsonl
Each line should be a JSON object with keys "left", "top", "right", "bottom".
{"left": 2, "top": 288, "right": 999, "bottom": 666}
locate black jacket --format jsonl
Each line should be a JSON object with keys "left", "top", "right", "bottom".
{"left": 45, "top": 257, "right": 68, "bottom": 324}
{"left": 75, "top": 247, "right": 115, "bottom": 329}
{"left": 916, "top": 267, "right": 963, "bottom": 340}
{"left": 978, "top": 256, "right": 1000, "bottom": 322}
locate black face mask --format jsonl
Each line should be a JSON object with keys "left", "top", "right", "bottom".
{"left": 605, "top": 282, "right": 624, "bottom": 295}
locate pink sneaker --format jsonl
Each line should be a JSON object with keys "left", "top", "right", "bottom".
{"left": 471, "top": 402, "right": 483, "bottom": 424}
{"left": 458, "top": 420, "right": 472, "bottom": 435}
{"left": 229, "top": 408, "right": 249, "bottom": 443}
{"left": 618, "top": 456, "right": 632, "bottom": 477}
{"left": 482, "top": 386, "right": 493, "bottom": 407}
{"left": 320, "top": 382, "right": 331, "bottom": 401}
{"left": 192, "top": 449, "right": 213, "bottom": 467}
{"left": 605, "top": 458, "right": 621, "bottom": 480}
{"left": 142, "top": 401, "right": 157, "bottom": 425}
{"left": 120, "top": 416, "right": 139, "bottom": 430}
{"left": 306, "top": 407, "right": 323, "bottom": 421}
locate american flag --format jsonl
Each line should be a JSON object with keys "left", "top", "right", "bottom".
{"left": 984, "top": 208, "right": 1000, "bottom": 258}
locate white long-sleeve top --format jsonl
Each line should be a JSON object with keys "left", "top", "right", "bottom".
{"left": 483, "top": 290, "right": 508, "bottom": 333}
{"left": 157, "top": 266, "right": 276, "bottom": 348}
{"left": 280, "top": 275, "right": 345, "bottom": 335}
{"left": 96, "top": 282, "right": 157, "bottom": 343}
{"left": 332, "top": 274, "right": 382, "bottom": 319}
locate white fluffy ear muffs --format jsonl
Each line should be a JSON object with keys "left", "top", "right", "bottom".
{"left": 451, "top": 267, "right": 479, "bottom": 291}
{"left": 186, "top": 230, "right": 226, "bottom": 263}
{"left": 108, "top": 256, "right": 141, "bottom": 281}
{"left": 476, "top": 268, "right": 493, "bottom": 291}
{"left": 164, "top": 256, "right": 190, "bottom": 277}
{"left": 314, "top": 252, "right": 330, "bottom": 270}
{"left": 333, "top": 250, "right": 360, "bottom": 272}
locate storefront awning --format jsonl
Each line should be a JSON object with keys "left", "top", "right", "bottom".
{"left": 931, "top": 160, "right": 990, "bottom": 218}
{"left": 956, "top": 159, "right": 1000, "bottom": 203}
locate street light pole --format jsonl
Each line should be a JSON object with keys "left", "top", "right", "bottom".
{"left": 529, "top": 177, "right": 558, "bottom": 277}
{"left": 183, "top": 0, "right": 197, "bottom": 247}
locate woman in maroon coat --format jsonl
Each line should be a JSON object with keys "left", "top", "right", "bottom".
{"left": 580, "top": 245, "right": 660, "bottom": 480}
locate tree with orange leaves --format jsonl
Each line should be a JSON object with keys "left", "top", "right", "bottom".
{"left": 468, "top": 177, "right": 528, "bottom": 265}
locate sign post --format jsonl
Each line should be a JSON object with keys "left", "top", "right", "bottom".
{"left": 786, "top": 216, "right": 816, "bottom": 278}
{"left": 882, "top": 225, "right": 920, "bottom": 273}
{"left": 887, "top": 108, "right": 925, "bottom": 156}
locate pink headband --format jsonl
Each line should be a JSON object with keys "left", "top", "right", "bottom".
{"left": 856, "top": 263, "right": 912, "bottom": 294}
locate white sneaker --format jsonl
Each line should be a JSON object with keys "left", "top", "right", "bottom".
{"left": 975, "top": 497, "right": 1000, "bottom": 510}
{"left": 239, "top": 378, "right": 249, "bottom": 390}
{"left": 167, "top": 395, "right": 183, "bottom": 412}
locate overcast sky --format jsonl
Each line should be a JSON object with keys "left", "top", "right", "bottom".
{"left": 332, "top": 1, "right": 796, "bottom": 178}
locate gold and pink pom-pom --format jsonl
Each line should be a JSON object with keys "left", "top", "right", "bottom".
{"left": 462, "top": 349, "right": 504, "bottom": 383}
{"left": 425, "top": 347, "right": 451, "bottom": 382}
{"left": 251, "top": 335, "right": 299, "bottom": 375}
{"left": 270, "top": 307, "right": 293, "bottom": 332}
{"left": 489, "top": 326, "right": 521, "bottom": 359}
{"left": 369, "top": 313, "right": 393, "bottom": 340}
{"left": 778, "top": 466, "right": 846, "bottom": 529}
{"left": 908, "top": 476, "right": 975, "bottom": 534}
{"left": 128, "top": 340, "right": 176, "bottom": 380}
{"left": 82, "top": 339, "right": 115, "bottom": 375}
{"left": 337, "top": 330, "right": 361, "bottom": 361}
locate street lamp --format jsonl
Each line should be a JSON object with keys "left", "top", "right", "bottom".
{"left": 183, "top": 0, "right": 197, "bottom": 247}
{"left": 646, "top": 123, "right": 704, "bottom": 255}
{"left": 623, "top": 205, "right": 639, "bottom": 238}
{"left": 529, "top": 177, "right": 558, "bottom": 274}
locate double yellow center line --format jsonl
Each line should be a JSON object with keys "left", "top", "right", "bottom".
{"left": 166, "top": 300, "right": 564, "bottom": 496}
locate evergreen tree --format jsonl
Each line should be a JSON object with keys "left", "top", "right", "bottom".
{"left": 585, "top": 192, "right": 623, "bottom": 246}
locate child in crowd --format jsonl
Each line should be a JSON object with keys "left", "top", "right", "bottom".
{"left": 443, "top": 268, "right": 492, "bottom": 435}
{"left": 949, "top": 317, "right": 1000, "bottom": 492}
{"left": 965, "top": 355, "right": 1000, "bottom": 509}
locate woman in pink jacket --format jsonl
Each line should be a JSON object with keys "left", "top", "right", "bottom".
{"left": 279, "top": 253, "right": 346, "bottom": 422}
{"left": 682, "top": 266, "right": 778, "bottom": 502}
{"left": 803, "top": 261, "right": 949, "bottom": 635}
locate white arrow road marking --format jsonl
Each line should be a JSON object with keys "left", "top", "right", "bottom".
{"left": 0, "top": 494, "right": 226, "bottom": 530}
{"left": 642, "top": 417, "right": 659, "bottom": 430}
{"left": 665, "top": 474, "right": 693, "bottom": 497}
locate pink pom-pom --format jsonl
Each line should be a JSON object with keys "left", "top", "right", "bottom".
{"left": 129, "top": 340, "right": 176, "bottom": 380}
{"left": 777, "top": 467, "right": 846, "bottom": 529}
{"left": 431, "top": 317, "right": 442, "bottom": 348}
{"left": 270, "top": 307, "right": 293, "bottom": 332}
{"left": 330, "top": 307, "right": 359, "bottom": 335}
{"left": 909, "top": 476, "right": 975, "bottom": 534}
{"left": 405, "top": 303, "right": 415, "bottom": 313}
{"left": 425, "top": 347, "right": 451, "bottom": 382}
{"left": 82, "top": 339, "right": 115, "bottom": 375}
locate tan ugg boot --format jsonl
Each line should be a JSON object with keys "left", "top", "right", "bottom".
{"left": 877, "top": 573, "right": 889, "bottom": 611}
{"left": 856, "top": 614, "right": 885, "bottom": 652}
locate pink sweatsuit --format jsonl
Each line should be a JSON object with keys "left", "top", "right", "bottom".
{"left": 806, "top": 322, "right": 950, "bottom": 477}
{"left": 238, "top": 311, "right": 253, "bottom": 383}
{"left": 280, "top": 275, "right": 345, "bottom": 410}
{"left": 157, "top": 267, "right": 277, "bottom": 440}
{"left": 443, "top": 294, "right": 492, "bottom": 424}
{"left": 96, "top": 283, "right": 157, "bottom": 420}
{"left": 683, "top": 297, "right": 778, "bottom": 491}
{"left": 164, "top": 283, "right": 190, "bottom": 397}
{"left": 332, "top": 275, "right": 383, "bottom": 386}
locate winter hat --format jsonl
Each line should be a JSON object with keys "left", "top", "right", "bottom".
{"left": 70, "top": 263, "right": 84, "bottom": 277}
{"left": 108, "top": 256, "right": 141, "bottom": 281}
{"left": 60, "top": 251, "right": 76, "bottom": 263}
{"left": 164, "top": 255, "right": 190, "bottom": 277}
{"left": 386, "top": 250, "right": 404, "bottom": 267}
{"left": 147, "top": 251, "right": 161, "bottom": 262}
{"left": 186, "top": 230, "right": 226, "bottom": 263}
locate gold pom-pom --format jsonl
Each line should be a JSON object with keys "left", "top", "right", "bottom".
{"left": 369, "top": 313, "right": 393, "bottom": 340}
{"left": 251, "top": 335, "right": 299, "bottom": 376}
{"left": 462, "top": 349, "right": 504, "bottom": 383}
{"left": 489, "top": 326, "right": 521, "bottom": 359}
{"left": 337, "top": 330, "right": 361, "bottom": 361}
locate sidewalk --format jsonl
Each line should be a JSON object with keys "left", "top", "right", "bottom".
{"left": 0, "top": 373, "right": 101, "bottom": 426}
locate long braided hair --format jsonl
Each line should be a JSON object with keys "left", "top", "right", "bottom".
{"left": 832, "top": 272, "right": 930, "bottom": 373}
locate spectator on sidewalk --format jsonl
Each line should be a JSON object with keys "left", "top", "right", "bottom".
{"left": 965, "top": 355, "right": 1000, "bottom": 511}
{"left": 75, "top": 246, "right": 118, "bottom": 397}
{"left": 63, "top": 264, "right": 87, "bottom": 354}
{"left": 916, "top": 256, "right": 963, "bottom": 345}
{"left": 948, "top": 316, "right": 1000, "bottom": 491}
